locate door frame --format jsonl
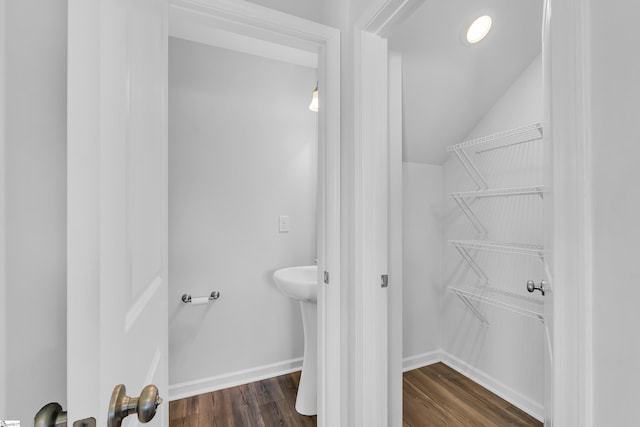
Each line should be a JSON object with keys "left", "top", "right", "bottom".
{"left": 353, "top": 29, "right": 389, "bottom": 426}
{"left": 357, "top": 0, "right": 594, "bottom": 425}
{"left": 167, "top": 1, "right": 342, "bottom": 425}
{"left": 545, "top": 0, "right": 594, "bottom": 425}
{"left": 0, "top": 0, "right": 6, "bottom": 414}
{"left": 352, "top": 1, "right": 424, "bottom": 425}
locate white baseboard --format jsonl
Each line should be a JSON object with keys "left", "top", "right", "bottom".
{"left": 402, "top": 349, "right": 544, "bottom": 422}
{"left": 171, "top": 351, "right": 544, "bottom": 422}
{"left": 440, "top": 352, "right": 544, "bottom": 422}
{"left": 402, "top": 349, "right": 442, "bottom": 372}
{"left": 168, "top": 357, "right": 303, "bottom": 401}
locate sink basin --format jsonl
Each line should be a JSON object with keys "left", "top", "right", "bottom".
{"left": 272, "top": 265, "right": 318, "bottom": 303}
{"left": 272, "top": 265, "right": 318, "bottom": 415}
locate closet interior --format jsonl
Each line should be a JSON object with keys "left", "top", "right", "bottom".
{"left": 389, "top": 0, "right": 547, "bottom": 421}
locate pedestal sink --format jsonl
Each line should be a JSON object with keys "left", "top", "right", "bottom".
{"left": 272, "top": 265, "right": 318, "bottom": 416}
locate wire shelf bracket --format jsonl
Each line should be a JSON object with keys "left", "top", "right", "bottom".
{"left": 453, "top": 244, "right": 489, "bottom": 284}
{"left": 454, "top": 291, "right": 490, "bottom": 327}
{"left": 452, "top": 148, "right": 489, "bottom": 190}
{"left": 451, "top": 194, "right": 488, "bottom": 238}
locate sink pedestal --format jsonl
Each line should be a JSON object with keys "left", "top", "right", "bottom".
{"left": 271, "top": 265, "right": 318, "bottom": 416}
{"left": 296, "top": 300, "right": 317, "bottom": 416}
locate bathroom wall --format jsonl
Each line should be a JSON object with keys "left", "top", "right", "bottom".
{"left": 2, "top": 0, "right": 68, "bottom": 421}
{"left": 402, "top": 163, "right": 443, "bottom": 366}
{"left": 168, "top": 38, "right": 318, "bottom": 398}
{"left": 441, "top": 53, "right": 544, "bottom": 417}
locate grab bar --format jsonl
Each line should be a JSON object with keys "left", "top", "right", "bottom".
{"left": 181, "top": 291, "right": 221, "bottom": 304}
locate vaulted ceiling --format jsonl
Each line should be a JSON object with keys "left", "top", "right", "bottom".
{"left": 388, "top": 0, "right": 543, "bottom": 164}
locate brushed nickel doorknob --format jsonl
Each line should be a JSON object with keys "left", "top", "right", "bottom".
{"left": 34, "top": 402, "right": 67, "bottom": 427}
{"left": 108, "top": 384, "right": 163, "bottom": 427}
{"left": 137, "top": 385, "right": 163, "bottom": 422}
{"left": 526, "top": 279, "right": 546, "bottom": 296}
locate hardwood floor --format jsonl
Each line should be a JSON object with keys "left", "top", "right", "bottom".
{"left": 403, "top": 363, "right": 541, "bottom": 426}
{"left": 169, "top": 363, "right": 542, "bottom": 426}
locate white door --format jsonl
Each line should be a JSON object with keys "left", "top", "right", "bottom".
{"left": 67, "top": 0, "right": 168, "bottom": 425}
{"left": 541, "top": 0, "right": 554, "bottom": 424}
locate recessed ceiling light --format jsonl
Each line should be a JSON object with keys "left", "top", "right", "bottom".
{"left": 466, "top": 15, "right": 492, "bottom": 44}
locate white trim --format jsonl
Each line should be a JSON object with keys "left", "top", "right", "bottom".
{"left": 353, "top": 28, "right": 389, "bottom": 427}
{"left": 357, "top": 0, "right": 425, "bottom": 37}
{"left": 354, "top": 2, "right": 423, "bottom": 426}
{"left": 441, "top": 352, "right": 544, "bottom": 422}
{"left": 387, "top": 51, "right": 403, "bottom": 427}
{"left": 316, "top": 32, "right": 342, "bottom": 427}
{"left": 546, "top": 0, "right": 594, "bottom": 425}
{"left": 400, "top": 350, "right": 544, "bottom": 422}
{"left": 169, "top": 0, "right": 338, "bottom": 45}
{"left": 402, "top": 350, "right": 441, "bottom": 373}
{"left": 0, "top": 0, "right": 6, "bottom": 414}
{"left": 168, "top": 4, "right": 341, "bottom": 425}
{"left": 169, "top": 6, "right": 317, "bottom": 68}
{"left": 168, "top": 357, "right": 303, "bottom": 401}
{"left": 576, "top": 1, "right": 593, "bottom": 424}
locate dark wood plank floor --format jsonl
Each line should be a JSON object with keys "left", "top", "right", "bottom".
{"left": 169, "top": 363, "right": 542, "bottom": 426}
{"left": 403, "top": 363, "right": 541, "bottom": 427}
{"left": 169, "top": 371, "right": 316, "bottom": 427}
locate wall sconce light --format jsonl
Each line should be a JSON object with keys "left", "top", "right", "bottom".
{"left": 308, "top": 84, "right": 318, "bottom": 112}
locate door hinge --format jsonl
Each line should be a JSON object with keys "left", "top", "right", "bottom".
{"left": 324, "top": 270, "right": 329, "bottom": 284}
{"left": 381, "top": 274, "right": 388, "bottom": 288}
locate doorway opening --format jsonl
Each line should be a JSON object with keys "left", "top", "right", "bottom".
{"left": 165, "top": 2, "right": 341, "bottom": 425}
{"left": 384, "top": 0, "right": 548, "bottom": 424}
{"left": 167, "top": 33, "right": 318, "bottom": 403}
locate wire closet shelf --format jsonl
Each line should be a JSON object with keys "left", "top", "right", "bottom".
{"left": 448, "top": 285, "right": 544, "bottom": 326}
{"left": 446, "top": 123, "right": 543, "bottom": 190}
{"left": 446, "top": 122, "right": 543, "bottom": 153}
{"left": 446, "top": 123, "right": 545, "bottom": 326}
{"left": 449, "top": 240, "right": 544, "bottom": 258}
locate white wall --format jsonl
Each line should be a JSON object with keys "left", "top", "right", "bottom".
{"left": 441, "top": 54, "right": 544, "bottom": 417}
{"left": 168, "top": 38, "right": 318, "bottom": 394}
{"left": 465, "top": 54, "right": 543, "bottom": 139}
{"left": 402, "top": 163, "right": 443, "bottom": 363}
{"left": 589, "top": 3, "right": 640, "bottom": 424}
{"left": 3, "top": 0, "right": 67, "bottom": 421}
